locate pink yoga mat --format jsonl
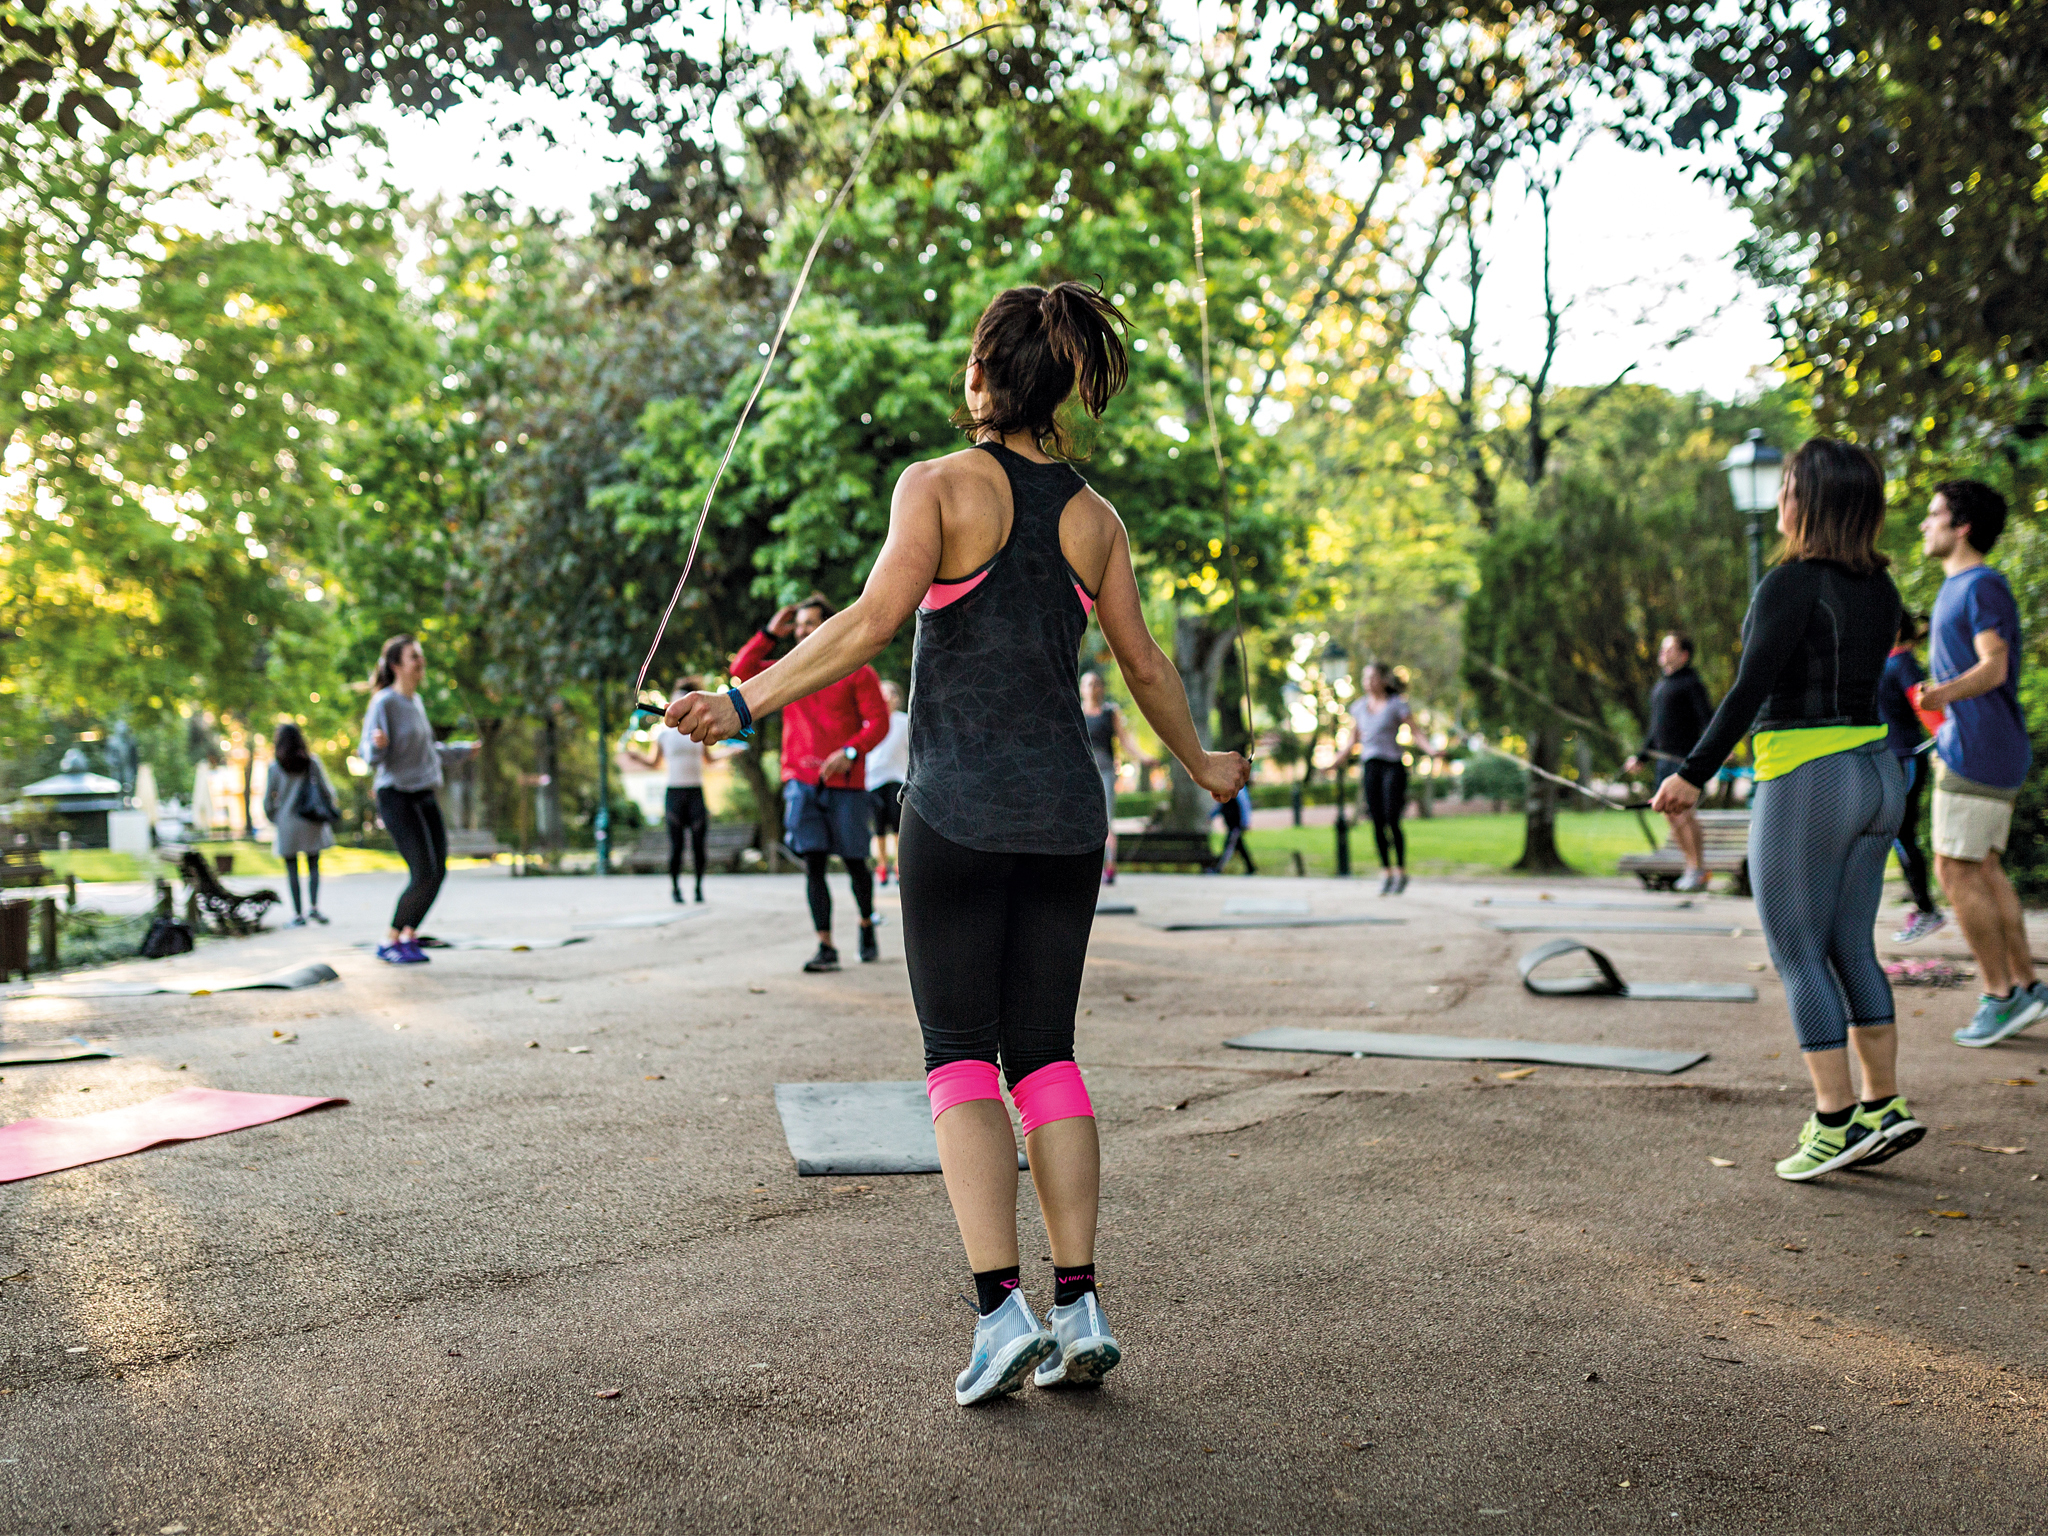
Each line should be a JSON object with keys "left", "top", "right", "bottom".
{"left": 0, "top": 1088, "right": 345, "bottom": 1183}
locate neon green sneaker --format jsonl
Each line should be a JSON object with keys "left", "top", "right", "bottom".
{"left": 1846, "top": 1095, "right": 1925, "bottom": 1168}
{"left": 1773, "top": 1112, "right": 1881, "bottom": 1182}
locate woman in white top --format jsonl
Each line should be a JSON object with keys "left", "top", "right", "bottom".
{"left": 622, "top": 679, "right": 710, "bottom": 903}
{"left": 866, "top": 680, "right": 911, "bottom": 884}
{"left": 1342, "top": 663, "right": 1414, "bottom": 895}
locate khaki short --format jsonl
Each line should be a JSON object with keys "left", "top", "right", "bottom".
{"left": 1931, "top": 759, "right": 2017, "bottom": 862}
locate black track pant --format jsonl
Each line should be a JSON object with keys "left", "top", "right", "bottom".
{"left": 1363, "top": 758, "right": 1408, "bottom": 870}
{"left": 805, "top": 852, "right": 873, "bottom": 937}
{"left": 666, "top": 786, "right": 708, "bottom": 889}
{"left": 283, "top": 853, "right": 321, "bottom": 916}
{"left": 1751, "top": 744, "right": 1904, "bottom": 1053}
{"left": 1893, "top": 754, "right": 1936, "bottom": 913}
{"left": 899, "top": 802, "right": 1102, "bottom": 1085}
{"left": 377, "top": 786, "right": 447, "bottom": 933}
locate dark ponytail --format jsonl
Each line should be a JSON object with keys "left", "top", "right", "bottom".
{"left": 955, "top": 281, "right": 1131, "bottom": 457}
{"left": 373, "top": 633, "right": 416, "bottom": 691}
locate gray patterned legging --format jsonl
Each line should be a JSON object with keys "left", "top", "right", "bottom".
{"left": 1750, "top": 742, "right": 1905, "bottom": 1052}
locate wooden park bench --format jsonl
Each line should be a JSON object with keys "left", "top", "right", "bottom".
{"left": 1117, "top": 830, "right": 1217, "bottom": 871}
{"left": 1, "top": 838, "right": 50, "bottom": 889}
{"left": 444, "top": 829, "right": 503, "bottom": 860}
{"left": 1618, "top": 808, "right": 1752, "bottom": 896}
{"left": 626, "top": 821, "right": 760, "bottom": 874}
{"left": 178, "top": 849, "right": 281, "bottom": 934}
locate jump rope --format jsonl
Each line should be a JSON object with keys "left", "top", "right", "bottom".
{"left": 621, "top": 20, "right": 1261, "bottom": 765}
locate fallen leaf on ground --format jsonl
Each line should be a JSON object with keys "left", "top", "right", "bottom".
{"left": 1340, "top": 1439, "right": 1373, "bottom": 1451}
{"left": 645, "top": 1074, "right": 664, "bottom": 1081}
{"left": 1960, "top": 1144, "right": 2026, "bottom": 1155}
{"left": 1708, "top": 1157, "right": 1736, "bottom": 1168}
{"left": 525, "top": 1041, "right": 539, "bottom": 1049}
{"left": 747, "top": 986, "right": 766, "bottom": 994}
{"left": 1932, "top": 1210, "right": 1969, "bottom": 1219}
{"left": 566, "top": 1046, "right": 590, "bottom": 1054}
{"left": 1496, "top": 1067, "right": 1538, "bottom": 1081}
{"left": 595, "top": 1388, "right": 621, "bottom": 1399}
{"left": 1745, "top": 962, "right": 1767, "bottom": 972}
{"left": 1999, "top": 1078, "right": 2036, "bottom": 1087}
{"left": 1702, "top": 1355, "right": 1744, "bottom": 1364}
{"left": 1781, "top": 1244, "right": 1805, "bottom": 1252}
{"left": 535, "top": 996, "right": 560, "bottom": 1003}
{"left": 1806, "top": 1424, "right": 1828, "bottom": 1434}
{"left": 271, "top": 1032, "right": 297, "bottom": 1045}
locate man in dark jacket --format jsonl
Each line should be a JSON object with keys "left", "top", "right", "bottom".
{"left": 1623, "top": 633, "right": 1716, "bottom": 891}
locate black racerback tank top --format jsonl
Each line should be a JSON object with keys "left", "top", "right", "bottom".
{"left": 901, "top": 443, "right": 1109, "bottom": 855}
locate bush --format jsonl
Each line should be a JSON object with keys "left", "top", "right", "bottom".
{"left": 1459, "top": 753, "right": 1528, "bottom": 805}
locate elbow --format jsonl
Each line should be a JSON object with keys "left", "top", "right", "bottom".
{"left": 1122, "top": 642, "right": 1173, "bottom": 692}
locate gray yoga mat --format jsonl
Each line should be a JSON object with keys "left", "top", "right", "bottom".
{"left": 0, "top": 1037, "right": 114, "bottom": 1066}
{"left": 1225, "top": 1025, "right": 1708, "bottom": 1076}
{"left": 774, "top": 1081, "right": 1028, "bottom": 1177}
{"left": 1487, "top": 921, "right": 1745, "bottom": 936}
{"left": 412, "top": 935, "right": 589, "bottom": 951}
{"left": 1152, "top": 916, "right": 1403, "bottom": 932}
{"left": 11, "top": 962, "right": 339, "bottom": 999}
{"left": 1517, "top": 938, "right": 1756, "bottom": 1003}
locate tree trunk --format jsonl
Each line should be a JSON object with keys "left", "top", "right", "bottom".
{"left": 1163, "top": 615, "right": 1229, "bottom": 831}
{"left": 472, "top": 717, "right": 503, "bottom": 834}
{"left": 1513, "top": 724, "right": 1571, "bottom": 872}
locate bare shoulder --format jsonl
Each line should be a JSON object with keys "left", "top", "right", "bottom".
{"left": 1063, "top": 481, "right": 1123, "bottom": 538}
{"left": 900, "top": 446, "right": 995, "bottom": 492}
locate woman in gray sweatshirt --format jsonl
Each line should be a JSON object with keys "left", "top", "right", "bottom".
{"left": 361, "top": 633, "right": 455, "bottom": 963}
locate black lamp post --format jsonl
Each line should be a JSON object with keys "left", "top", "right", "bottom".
{"left": 1321, "top": 640, "right": 1352, "bottom": 877}
{"left": 1719, "top": 429, "right": 1785, "bottom": 596}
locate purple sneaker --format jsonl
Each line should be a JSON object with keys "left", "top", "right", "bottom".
{"left": 397, "top": 940, "right": 430, "bottom": 964}
{"left": 375, "top": 942, "right": 407, "bottom": 965}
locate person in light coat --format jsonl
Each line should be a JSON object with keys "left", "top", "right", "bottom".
{"left": 264, "top": 721, "right": 337, "bottom": 926}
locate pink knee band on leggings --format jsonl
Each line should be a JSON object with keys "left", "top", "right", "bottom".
{"left": 926, "top": 1059, "right": 1002, "bottom": 1122}
{"left": 1010, "top": 1061, "right": 1094, "bottom": 1136}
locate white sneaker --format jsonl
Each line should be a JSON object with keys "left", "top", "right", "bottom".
{"left": 1034, "top": 1290, "right": 1122, "bottom": 1389}
{"left": 1891, "top": 909, "right": 1946, "bottom": 944}
{"left": 1674, "top": 868, "right": 1708, "bottom": 893}
{"left": 954, "top": 1290, "right": 1055, "bottom": 1406}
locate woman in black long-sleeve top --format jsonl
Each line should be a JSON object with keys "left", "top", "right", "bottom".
{"left": 1652, "top": 438, "right": 1921, "bottom": 1182}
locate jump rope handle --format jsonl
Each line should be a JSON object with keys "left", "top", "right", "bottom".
{"left": 628, "top": 688, "right": 755, "bottom": 740}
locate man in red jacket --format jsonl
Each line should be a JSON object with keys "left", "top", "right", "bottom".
{"left": 733, "top": 593, "right": 892, "bottom": 971}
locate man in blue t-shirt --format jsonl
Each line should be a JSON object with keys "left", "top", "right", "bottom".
{"left": 1917, "top": 479, "right": 2041, "bottom": 1046}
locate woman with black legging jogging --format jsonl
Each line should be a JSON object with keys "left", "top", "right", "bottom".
{"left": 662, "top": 281, "right": 1248, "bottom": 1405}
{"left": 362, "top": 634, "right": 464, "bottom": 965}
{"left": 1344, "top": 664, "right": 1412, "bottom": 894}
{"left": 1652, "top": 438, "right": 1921, "bottom": 1182}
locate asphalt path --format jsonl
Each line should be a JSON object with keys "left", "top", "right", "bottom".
{"left": 2, "top": 865, "right": 2044, "bottom": 1533}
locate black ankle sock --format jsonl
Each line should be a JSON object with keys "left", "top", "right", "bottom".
{"left": 1861, "top": 1095, "right": 1895, "bottom": 1111}
{"left": 973, "top": 1265, "right": 1020, "bottom": 1316}
{"left": 1815, "top": 1104, "right": 1856, "bottom": 1128}
{"left": 1053, "top": 1264, "right": 1097, "bottom": 1307}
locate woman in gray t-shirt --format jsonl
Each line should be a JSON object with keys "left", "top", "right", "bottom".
{"left": 360, "top": 633, "right": 460, "bottom": 964}
{"left": 1343, "top": 664, "right": 1414, "bottom": 894}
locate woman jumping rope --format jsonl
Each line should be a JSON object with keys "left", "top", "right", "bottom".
{"left": 361, "top": 635, "right": 471, "bottom": 964}
{"left": 1342, "top": 662, "right": 1412, "bottom": 894}
{"left": 1652, "top": 438, "right": 1920, "bottom": 1180}
{"left": 663, "top": 281, "right": 1249, "bottom": 1403}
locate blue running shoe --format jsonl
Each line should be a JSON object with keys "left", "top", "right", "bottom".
{"left": 1954, "top": 988, "right": 2045, "bottom": 1047}
{"left": 954, "top": 1290, "right": 1055, "bottom": 1407}
{"left": 397, "top": 939, "right": 431, "bottom": 964}
{"left": 1034, "top": 1290, "right": 1122, "bottom": 1389}
{"left": 375, "top": 942, "right": 408, "bottom": 965}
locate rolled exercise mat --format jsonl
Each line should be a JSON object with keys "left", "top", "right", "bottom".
{"left": 775, "top": 1081, "right": 1027, "bottom": 1177}
{"left": 13, "top": 962, "right": 340, "bottom": 1000}
{"left": 0, "top": 1088, "right": 346, "bottom": 1183}
{"left": 1516, "top": 938, "right": 1756, "bottom": 1003}
{"left": 1224, "top": 1025, "right": 1707, "bottom": 1076}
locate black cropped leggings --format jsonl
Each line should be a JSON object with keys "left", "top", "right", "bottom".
{"left": 1362, "top": 757, "right": 1408, "bottom": 870}
{"left": 665, "top": 786, "right": 707, "bottom": 888}
{"left": 804, "top": 853, "right": 873, "bottom": 936}
{"left": 283, "top": 853, "right": 321, "bottom": 916}
{"left": 376, "top": 786, "right": 446, "bottom": 933}
{"left": 1893, "top": 754, "right": 1936, "bottom": 914}
{"left": 899, "top": 802, "right": 1102, "bottom": 1086}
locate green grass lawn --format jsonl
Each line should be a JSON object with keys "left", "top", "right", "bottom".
{"left": 1228, "top": 810, "right": 1664, "bottom": 880}
{"left": 48, "top": 841, "right": 418, "bottom": 884}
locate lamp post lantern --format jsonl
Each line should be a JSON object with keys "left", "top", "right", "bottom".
{"left": 1719, "top": 429, "right": 1784, "bottom": 596}
{"left": 1320, "top": 640, "right": 1352, "bottom": 878}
